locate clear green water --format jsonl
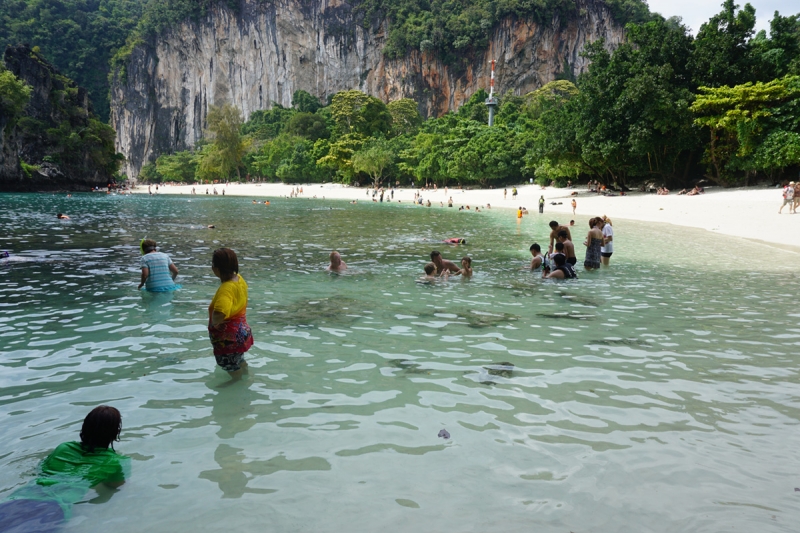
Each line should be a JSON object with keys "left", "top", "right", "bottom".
{"left": 1, "top": 193, "right": 799, "bottom": 532}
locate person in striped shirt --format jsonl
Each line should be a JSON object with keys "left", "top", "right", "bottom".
{"left": 138, "top": 239, "right": 179, "bottom": 291}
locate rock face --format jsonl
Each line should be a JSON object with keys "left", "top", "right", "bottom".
{"left": 111, "top": 0, "right": 625, "bottom": 180}
{"left": 1, "top": 45, "right": 116, "bottom": 191}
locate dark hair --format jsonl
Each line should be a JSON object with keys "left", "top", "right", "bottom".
{"left": 589, "top": 217, "right": 598, "bottom": 228}
{"left": 56, "top": 213, "right": 63, "bottom": 218}
{"left": 80, "top": 405, "right": 122, "bottom": 452}
{"left": 424, "top": 263, "right": 436, "bottom": 275}
{"left": 530, "top": 243, "right": 541, "bottom": 252}
{"left": 461, "top": 256, "right": 471, "bottom": 266}
{"left": 142, "top": 239, "right": 157, "bottom": 253}
{"left": 554, "top": 254, "right": 567, "bottom": 266}
{"left": 549, "top": 221, "right": 559, "bottom": 228}
{"left": 555, "top": 242, "right": 564, "bottom": 252}
{"left": 557, "top": 230, "right": 568, "bottom": 239}
{"left": 430, "top": 250, "right": 441, "bottom": 260}
{"left": 212, "top": 248, "right": 239, "bottom": 279}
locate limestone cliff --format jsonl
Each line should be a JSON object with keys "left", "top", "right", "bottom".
{"left": 111, "top": 0, "right": 625, "bottom": 180}
{"left": 1, "top": 45, "right": 120, "bottom": 191}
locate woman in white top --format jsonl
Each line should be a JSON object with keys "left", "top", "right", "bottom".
{"left": 600, "top": 216, "right": 614, "bottom": 266}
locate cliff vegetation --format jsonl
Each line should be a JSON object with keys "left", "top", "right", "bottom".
{"left": 140, "top": 2, "right": 800, "bottom": 188}
{"left": 0, "top": 44, "right": 123, "bottom": 190}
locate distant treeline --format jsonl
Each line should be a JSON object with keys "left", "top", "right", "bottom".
{"left": 141, "top": 2, "right": 800, "bottom": 188}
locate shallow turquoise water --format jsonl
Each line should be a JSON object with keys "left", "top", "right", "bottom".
{"left": 1, "top": 192, "right": 799, "bottom": 532}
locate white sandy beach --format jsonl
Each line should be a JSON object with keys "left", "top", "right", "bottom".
{"left": 134, "top": 182, "right": 800, "bottom": 251}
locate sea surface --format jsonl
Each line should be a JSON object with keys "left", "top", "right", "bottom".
{"left": 1, "top": 191, "right": 799, "bottom": 532}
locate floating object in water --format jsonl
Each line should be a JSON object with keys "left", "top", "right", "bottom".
{"left": 438, "top": 429, "right": 450, "bottom": 439}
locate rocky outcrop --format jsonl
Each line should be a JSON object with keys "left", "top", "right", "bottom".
{"left": 1, "top": 45, "right": 118, "bottom": 191}
{"left": 111, "top": 0, "right": 625, "bottom": 180}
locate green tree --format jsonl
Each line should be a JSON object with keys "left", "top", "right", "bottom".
{"left": 387, "top": 98, "right": 422, "bottom": 137}
{"left": 199, "top": 103, "right": 247, "bottom": 180}
{"left": 156, "top": 150, "right": 198, "bottom": 182}
{"left": 691, "top": 75, "right": 800, "bottom": 183}
{"left": 285, "top": 111, "right": 330, "bottom": 141}
{"left": 316, "top": 133, "right": 366, "bottom": 183}
{"left": 352, "top": 138, "right": 395, "bottom": 186}
{"left": 330, "top": 90, "right": 391, "bottom": 137}
{"left": 0, "top": 65, "right": 31, "bottom": 127}
{"left": 691, "top": 0, "right": 757, "bottom": 88}
{"left": 291, "top": 89, "right": 322, "bottom": 113}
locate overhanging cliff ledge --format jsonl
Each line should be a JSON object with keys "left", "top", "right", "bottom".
{"left": 110, "top": 0, "right": 625, "bottom": 180}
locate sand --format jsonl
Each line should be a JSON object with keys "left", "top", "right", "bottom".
{"left": 133, "top": 182, "right": 800, "bottom": 251}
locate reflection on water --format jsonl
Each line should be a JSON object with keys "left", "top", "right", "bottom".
{"left": 1, "top": 193, "right": 799, "bottom": 532}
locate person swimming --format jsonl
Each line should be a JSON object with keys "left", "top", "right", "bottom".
{"left": 327, "top": 251, "right": 347, "bottom": 271}
{"left": 443, "top": 238, "right": 467, "bottom": 245}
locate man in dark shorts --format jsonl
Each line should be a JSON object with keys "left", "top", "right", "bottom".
{"left": 547, "top": 221, "right": 572, "bottom": 254}
{"left": 556, "top": 230, "right": 577, "bottom": 266}
{"left": 430, "top": 250, "right": 461, "bottom": 275}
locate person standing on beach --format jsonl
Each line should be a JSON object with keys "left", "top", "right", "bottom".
{"left": 430, "top": 250, "right": 460, "bottom": 275}
{"left": 138, "top": 239, "right": 179, "bottom": 291}
{"left": 327, "top": 251, "right": 347, "bottom": 271}
{"left": 209, "top": 248, "right": 254, "bottom": 377}
{"left": 539, "top": 195, "right": 545, "bottom": 213}
{"left": 600, "top": 217, "right": 614, "bottom": 265}
{"left": 548, "top": 221, "right": 572, "bottom": 254}
{"left": 571, "top": 198, "right": 577, "bottom": 215}
{"left": 583, "top": 218, "right": 603, "bottom": 270}
{"left": 512, "top": 187, "right": 518, "bottom": 199}
{"left": 504, "top": 188, "right": 507, "bottom": 199}
{"left": 780, "top": 182, "right": 795, "bottom": 214}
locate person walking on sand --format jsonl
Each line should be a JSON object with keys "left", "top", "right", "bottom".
{"left": 571, "top": 198, "right": 577, "bottom": 215}
{"left": 208, "top": 248, "right": 254, "bottom": 378}
{"left": 780, "top": 182, "right": 795, "bottom": 214}
{"left": 539, "top": 195, "right": 545, "bottom": 213}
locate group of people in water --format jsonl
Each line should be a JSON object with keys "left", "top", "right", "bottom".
{"left": 527, "top": 217, "right": 614, "bottom": 279}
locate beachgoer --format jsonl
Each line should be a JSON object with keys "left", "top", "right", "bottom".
{"left": 457, "top": 257, "right": 473, "bottom": 278}
{"left": 327, "top": 251, "right": 347, "bottom": 271}
{"left": 208, "top": 248, "right": 254, "bottom": 377}
{"left": 522, "top": 207, "right": 529, "bottom": 214}
{"left": 583, "top": 217, "right": 603, "bottom": 270}
{"left": 56, "top": 213, "right": 69, "bottom": 220}
{"left": 780, "top": 182, "right": 795, "bottom": 214}
{"left": 600, "top": 216, "right": 614, "bottom": 265}
{"left": 545, "top": 252, "right": 577, "bottom": 279}
{"left": 504, "top": 188, "right": 507, "bottom": 199}
{"left": 794, "top": 182, "right": 800, "bottom": 212}
{"left": 138, "top": 239, "right": 179, "bottom": 291}
{"left": 512, "top": 187, "right": 518, "bottom": 199}
{"left": 443, "top": 238, "right": 466, "bottom": 245}
{"left": 418, "top": 263, "right": 437, "bottom": 282}
{"left": 569, "top": 220, "right": 575, "bottom": 226}
{"left": 548, "top": 221, "right": 572, "bottom": 253}
{"left": 517, "top": 207, "right": 523, "bottom": 220}
{"left": 448, "top": 197, "right": 453, "bottom": 207}
{"left": 557, "top": 230, "right": 577, "bottom": 266}
{"left": 571, "top": 198, "right": 577, "bottom": 215}
{"left": 0, "top": 406, "right": 130, "bottom": 532}
{"left": 430, "top": 250, "right": 460, "bottom": 275}
{"left": 538, "top": 195, "right": 545, "bottom": 213}
{"left": 529, "top": 243, "right": 544, "bottom": 270}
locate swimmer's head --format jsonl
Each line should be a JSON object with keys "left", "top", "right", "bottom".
{"left": 461, "top": 256, "right": 471, "bottom": 267}
{"left": 569, "top": 220, "right": 575, "bottom": 226}
{"left": 557, "top": 230, "right": 568, "bottom": 241}
{"left": 330, "top": 251, "right": 342, "bottom": 266}
{"left": 140, "top": 239, "right": 157, "bottom": 254}
{"left": 424, "top": 263, "right": 436, "bottom": 275}
{"left": 212, "top": 248, "right": 239, "bottom": 278}
{"left": 80, "top": 405, "right": 122, "bottom": 452}
{"left": 549, "top": 221, "right": 559, "bottom": 229}
{"left": 430, "top": 250, "right": 441, "bottom": 261}
{"left": 530, "top": 243, "right": 541, "bottom": 253}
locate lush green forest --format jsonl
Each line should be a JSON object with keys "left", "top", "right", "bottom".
{"left": 139, "top": 2, "right": 800, "bottom": 188}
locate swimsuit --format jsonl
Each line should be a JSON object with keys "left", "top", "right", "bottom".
{"left": 584, "top": 237, "right": 602, "bottom": 269}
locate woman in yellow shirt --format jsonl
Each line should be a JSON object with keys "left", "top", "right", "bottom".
{"left": 208, "top": 248, "right": 254, "bottom": 375}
